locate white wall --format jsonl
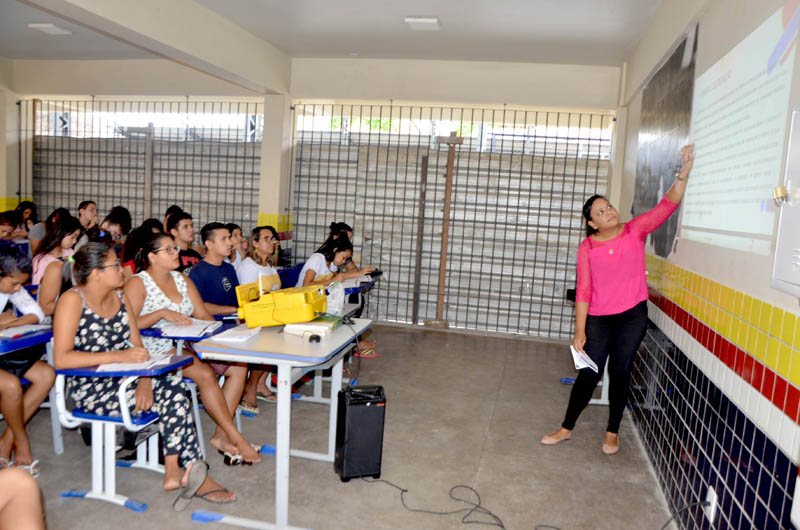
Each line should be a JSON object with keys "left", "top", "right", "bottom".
{"left": 291, "top": 58, "right": 621, "bottom": 109}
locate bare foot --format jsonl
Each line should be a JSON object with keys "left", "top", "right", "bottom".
{"left": 540, "top": 427, "right": 572, "bottom": 445}
{"left": 196, "top": 475, "right": 236, "bottom": 503}
{"left": 0, "top": 431, "right": 14, "bottom": 461}
{"left": 11, "top": 438, "right": 33, "bottom": 466}
{"left": 233, "top": 436, "right": 262, "bottom": 464}
{"left": 163, "top": 466, "right": 184, "bottom": 491}
{"left": 602, "top": 432, "right": 619, "bottom": 455}
{"left": 209, "top": 430, "right": 238, "bottom": 456}
{"left": 358, "top": 339, "right": 377, "bottom": 350}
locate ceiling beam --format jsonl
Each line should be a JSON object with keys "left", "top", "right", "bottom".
{"left": 21, "top": 0, "right": 290, "bottom": 94}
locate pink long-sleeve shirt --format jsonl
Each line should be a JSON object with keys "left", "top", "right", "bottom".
{"left": 575, "top": 196, "right": 679, "bottom": 316}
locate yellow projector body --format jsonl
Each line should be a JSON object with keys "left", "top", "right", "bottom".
{"left": 236, "top": 284, "right": 327, "bottom": 328}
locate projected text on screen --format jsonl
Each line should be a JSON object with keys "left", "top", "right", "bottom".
{"left": 682, "top": 7, "right": 797, "bottom": 255}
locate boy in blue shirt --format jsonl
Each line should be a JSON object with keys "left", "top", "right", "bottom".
{"left": 189, "top": 222, "right": 239, "bottom": 315}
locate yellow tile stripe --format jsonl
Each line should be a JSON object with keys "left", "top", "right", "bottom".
{"left": 256, "top": 213, "right": 293, "bottom": 234}
{"left": 646, "top": 254, "right": 800, "bottom": 386}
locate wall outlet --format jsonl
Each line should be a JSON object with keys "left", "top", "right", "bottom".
{"left": 704, "top": 487, "right": 718, "bottom": 524}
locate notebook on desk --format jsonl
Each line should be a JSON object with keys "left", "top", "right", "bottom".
{"left": 157, "top": 318, "right": 222, "bottom": 339}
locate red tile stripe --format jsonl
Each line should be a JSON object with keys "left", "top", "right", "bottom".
{"left": 648, "top": 287, "right": 800, "bottom": 431}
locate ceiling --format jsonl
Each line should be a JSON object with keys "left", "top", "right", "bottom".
{"left": 195, "top": 0, "right": 663, "bottom": 65}
{"left": 0, "top": 0, "right": 662, "bottom": 66}
{"left": 0, "top": 1, "right": 154, "bottom": 59}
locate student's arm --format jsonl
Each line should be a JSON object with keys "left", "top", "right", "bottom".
{"left": 0, "top": 288, "right": 45, "bottom": 330}
{"left": 37, "top": 261, "right": 63, "bottom": 316}
{"left": 52, "top": 291, "right": 149, "bottom": 369}
{"left": 123, "top": 276, "right": 192, "bottom": 329}
{"left": 202, "top": 302, "right": 238, "bottom": 315}
{"left": 183, "top": 275, "right": 216, "bottom": 321}
{"left": 302, "top": 269, "right": 331, "bottom": 287}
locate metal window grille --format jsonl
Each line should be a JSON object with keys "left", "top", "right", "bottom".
{"left": 291, "top": 104, "right": 613, "bottom": 340}
{"left": 20, "top": 99, "right": 263, "bottom": 234}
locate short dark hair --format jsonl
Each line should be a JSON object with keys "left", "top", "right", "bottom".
{"left": 72, "top": 243, "right": 115, "bottom": 286}
{"left": 167, "top": 211, "right": 193, "bottom": 234}
{"left": 102, "top": 206, "right": 132, "bottom": 236}
{"left": 0, "top": 240, "right": 32, "bottom": 277}
{"left": 134, "top": 232, "right": 173, "bottom": 273}
{"left": 582, "top": 194, "right": 604, "bottom": 237}
{"left": 316, "top": 233, "right": 353, "bottom": 263}
{"left": 0, "top": 211, "right": 14, "bottom": 228}
{"left": 78, "top": 200, "right": 96, "bottom": 212}
{"left": 225, "top": 223, "right": 241, "bottom": 234}
{"left": 200, "top": 222, "right": 229, "bottom": 244}
{"left": 140, "top": 218, "right": 164, "bottom": 234}
{"left": 164, "top": 205, "right": 183, "bottom": 218}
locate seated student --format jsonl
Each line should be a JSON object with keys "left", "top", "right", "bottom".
{"left": 53, "top": 243, "right": 236, "bottom": 504}
{"left": 11, "top": 202, "right": 37, "bottom": 240}
{"left": 31, "top": 215, "right": 81, "bottom": 286}
{"left": 119, "top": 219, "right": 164, "bottom": 282}
{"left": 29, "top": 208, "right": 70, "bottom": 255}
{"left": 296, "top": 233, "right": 370, "bottom": 288}
{"left": 329, "top": 222, "right": 378, "bottom": 356}
{"left": 168, "top": 212, "right": 202, "bottom": 273}
{"left": 225, "top": 223, "right": 244, "bottom": 271}
{"left": 125, "top": 232, "right": 260, "bottom": 465}
{"left": 0, "top": 213, "right": 15, "bottom": 241}
{"left": 99, "top": 206, "right": 132, "bottom": 247}
{"left": 0, "top": 467, "right": 45, "bottom": 529}
{"left": 163, "top": 204, "right": 183, "bottom": 233}
{"left": 237, "top": 226, "right": 281, "bottom": 411}
{"left": 73, "top": 200, "right": 98, "bottom": 249}
{"left": 263, "top": 225, "right": 281, "bottom": 267}
{"left": 189, "top": 223, "right": 239, "bottom": 315}
{"left": 0, "top": 242, "right": 54, "bottom": 477}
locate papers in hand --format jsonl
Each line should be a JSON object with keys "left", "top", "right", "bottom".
{"left": 0, "top": 324, "right": 51, "bottom": 339}
{"left": 157, "top": 318, "right": 222, "bottom": 338}
{"left": 96, "top": 357, "right": 172, "bottom": 372}
{"left": 570, "top": 345, "right": 598, "bottom": 373}
{"left": 212, "top": 324, "right": 260, "bottom": 343}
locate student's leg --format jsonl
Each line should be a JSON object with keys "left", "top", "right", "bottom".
{"left": 241, "top": 367, "right": 271, "bottom": 406}
{"left": 0, "top": 371, "right": 31, "bottom": 465}
{"left": 18, "top": 362, "right": 54, "bottom": 422}
{"left": 0, "top": 468, "right": 45, "bottom": 530}
{"left": 606, "top": 302, "right": 648, "bottom": 435}
{"left": 182, "top": 356, "right": 261, "bottom": 463}
{"left": 220, "top": 363, "right": 246, "bottom": 416}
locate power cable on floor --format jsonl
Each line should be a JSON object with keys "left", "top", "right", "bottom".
{"left": 361, "top": 477, "right": 505, "bottom": 528}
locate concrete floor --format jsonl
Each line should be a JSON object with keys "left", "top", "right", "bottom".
{"left": 28, "top": 325, "right": 672, "bottom": 530}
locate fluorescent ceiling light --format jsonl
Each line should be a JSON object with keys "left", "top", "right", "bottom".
{"left": 28, "top": 23, "right": 72, "bottom": 35}
{"left": 404, "top": 17, "right": 441, "bottom": 31}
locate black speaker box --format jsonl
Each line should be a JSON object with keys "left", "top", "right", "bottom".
{"left": 334, "top": 385, "right": 386, "bottom": 482}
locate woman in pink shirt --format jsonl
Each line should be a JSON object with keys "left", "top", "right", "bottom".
{"left": 541, "top": 144, "right": 694, "bottom": 455}
{"left": 30, "top": 215, "right": 81, "bottom": 286}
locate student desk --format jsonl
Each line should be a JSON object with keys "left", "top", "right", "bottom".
{"left": 192, "top": 318, "right": 372, "bottom": 530}
{"left": 0, "top": 327, "right": 63, "bottom": 454}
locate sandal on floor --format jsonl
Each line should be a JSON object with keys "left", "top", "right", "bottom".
{"left": 0, "top": 458, "right": 12, "bottom": 471}
{"left": 173, "top": 460, "right": 209, "bottom": 512}
{"left": 15, "top": 460, "right": 39, "bottom": 478}
{"left": 262, "top": 392, "right": 303, "bottom": 403}
{"left": 218, "top": 450, "right": 245, "bottom": 466}
{"left": 355, "top": 348, "right": 378, "bottom": 358}
{"left": 195, "top": 488, "right": 237, "bottom": 505}
{"left": 238, "top": 400, "right": 259, "bottom": 415}
{"left": 258, "top": 392, "right": 277, "bottom": 403}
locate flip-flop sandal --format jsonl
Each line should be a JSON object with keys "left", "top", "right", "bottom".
{"left": 195, "top": 488, "right": 237, "bottom": 505}
{"left": 15, "top": 460, "right": 39, "bottom": 479}
{"left": 256, "top": 391, "right": 275, "bottom": 402}
{"left": 0, "top": 458, "right": 12, "bottom": 471}
{"left": 217, "top": 450, "right": 244, "bottom": 466}
{"left": 173, "top": 460, "right": 209, "bottom": 512}
{"left": 238, "top": 400, "right": 259, "bottom": 415}
{"left": 355, "top": 348, "right": 378, "bottom": 358}
{"left": 261, "top": 393, "right": 304, "bottom": 403}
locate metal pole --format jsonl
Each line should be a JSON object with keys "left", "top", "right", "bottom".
{"left": 412, "top": 155, "right": 428, "bottom": 324}
{"left": 144, "top": 123, "right": 154, "bottom": 219}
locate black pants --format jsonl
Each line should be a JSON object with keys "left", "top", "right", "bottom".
{"left": 561, "top": 301, "right": 648, "bottom": 434}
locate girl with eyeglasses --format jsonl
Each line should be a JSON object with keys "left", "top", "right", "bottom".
{"left": 124, "top": 232, "right": 261, "bottom": 466}
{"left": 541, "top": 145, "right": 694, "bottom": 455}
{"left": 53, "top": 243, "right": 235, "bottom": 505}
